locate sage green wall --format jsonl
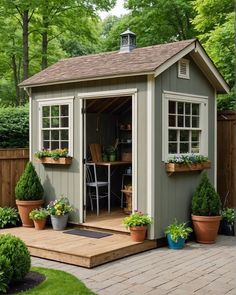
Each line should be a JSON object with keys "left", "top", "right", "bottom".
{"left": 31, "top": 76, "right": 148, "bottom": 223}
{"left": 154, "top": 57, "right": 216, "bottom": 238}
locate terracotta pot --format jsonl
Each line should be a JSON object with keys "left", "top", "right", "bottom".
{"left": 130, "top": 226, "right": 147, "bottom": 242}
{"left": 192, "top": 215, "right": 222, "bottom": 244}
{"left": 33, "top": 218, "right": 47, "bottom": 230}
{"left": 16, "top": 199, "right": 44, "bottom": 227}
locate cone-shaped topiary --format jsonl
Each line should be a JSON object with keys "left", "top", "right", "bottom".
{"left": 192, "top": 172, "right": 221, "bottom": 216}
{"left": 15, "top": 162, "right": 44, "bottom": 200}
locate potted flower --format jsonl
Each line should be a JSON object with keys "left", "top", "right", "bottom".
{"left": 105, "top": 145, "right": 117, "bottom": 162}
{"left": 191, "top": 172, "right": 222, "bottom": 243}
{"left": 123, "top": 211, "right": 152, "bottom": 242}
{"left": 15, "top": 162, "right": 44, "bottom": 227}
{"left": 47, "top": 196, "right": 74, "bottom": 231}
{"left": 220, "top": 208, "right": 235, "bottom": 236}
{"left": 164, "top": 219, "right": 192, "bottom": 249}
{"left": 34, "top": 148, "right": 72, "bottom": 165}
{"left": 29, "top": 208, "right": 49, "bottom": 230}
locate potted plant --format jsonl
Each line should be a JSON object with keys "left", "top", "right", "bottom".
{"left": 191, "top": 172, "right": 222, "bottom": 243}
{"left": 220, "top": 208, "right": 235, "bottom": 236}
{"left": 164, "top": 219, "right": 192, "bottom": 249}
{"left": 123, "top": 211, "right": 152, "bottom": 242}
{"left": 105, "top": 146, "right": 117, "bottom": 162}
{"left": 47, "top": 196, "right": 74, "bottom": 231}
{"left": 34, "top": 148, "right": 72, "bottom": 165}
{"left": 15, "top": 162, "right": 44, "bottom": 227}
{"left": 29, "top": 208, "right": 49, "bottom": 230}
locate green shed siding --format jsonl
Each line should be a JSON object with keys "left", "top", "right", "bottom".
{"left": 154, "top": 57, "right": 216, "bottom": 238}
{"left": 31, "top": 76, "right": 148, "bottom": 223}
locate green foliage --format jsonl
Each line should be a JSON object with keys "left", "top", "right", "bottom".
{"left": 47, "top": 197, "right": 74, "bottom": 216}
{"left": 0, "top": 234, "right": 31, "bottom": 282}
{"left": 217, "top": 91, "right": 236, "bottom": 111}
{"left": 167, "top": 154, "right": 209, "bottom": 164}
{"left": 35, "top": 148, "right": 69, "bottom": 159}
{"left": 0, "top": 105, "right": 29, "bottom": 147}
{"left": 164, "top": 219, "right": 192, "bottom": 242}
{"left": 29, "top": 208, "right": 49, "bottom": 220}
{"left": 0, "top": 255, "right": 13, "bottom": 287}
{"left": 0, "top": 271, "right": 7, "bottom": 293}
{"left": 15, "top": 162, "right": 44, "bottom": 201}
{"left": 192, "top": 172, "right": 222, "bottom": 216}
{"left": 123, "top": 211, "right": 152, "bottom": 228}
{"left": 221, "top": 208, "right": 235, "bottom": 224}
{"left": 0, "top": 207, "right": 19, "bottom": 228}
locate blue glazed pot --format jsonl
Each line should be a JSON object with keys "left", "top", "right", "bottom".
{"left": 167, "top": 233, "right": 185, "bottom": 249}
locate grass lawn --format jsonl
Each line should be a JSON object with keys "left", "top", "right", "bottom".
{"left": 17, "top": 267, "right": 96, "bottom": 295}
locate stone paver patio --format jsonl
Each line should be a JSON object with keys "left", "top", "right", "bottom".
{"left": 32, "top": 235, "right": 236, "bottom": 295}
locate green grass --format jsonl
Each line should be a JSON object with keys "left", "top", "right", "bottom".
{"left": 17, "top": 267, "right": 96, "bottom": 295}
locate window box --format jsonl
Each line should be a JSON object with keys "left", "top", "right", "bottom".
{"left": 165, "top": 161, "right": 211, "bottom": 174}
{"left": 35, "top": 157, "right": 72, "bottom": 165}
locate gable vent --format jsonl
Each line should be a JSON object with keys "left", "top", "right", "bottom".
{"left": 178, "top": 58, "right": 190, "bottom": 79}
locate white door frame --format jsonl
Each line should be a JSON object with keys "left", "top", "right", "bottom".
{"left": 78, "top": 88, "right": 138, "bottom": 223}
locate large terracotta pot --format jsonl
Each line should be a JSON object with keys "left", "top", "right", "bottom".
{"left": 192, "top": 215, "right": 222, "bottom": 244}
{"left": 130, "top": 226, "right": 147, "bottom": 242}
{"left": 16, "top": 199, "right": 44, "bottom": 227}
{"left": 33, "top": 218, "right": 47, "bottom": 230}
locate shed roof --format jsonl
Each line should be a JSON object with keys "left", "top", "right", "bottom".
{"left": 19, "top": 39, "right": 229, "bottom": 93}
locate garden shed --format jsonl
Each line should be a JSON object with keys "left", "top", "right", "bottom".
{"left": 20, "top": 31, "right": 229, "bottom": 240}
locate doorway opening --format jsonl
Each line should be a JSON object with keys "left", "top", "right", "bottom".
{"left": 82, "top": 95, "right": 134, "bottom": 232}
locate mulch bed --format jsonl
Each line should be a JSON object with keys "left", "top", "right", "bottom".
{"left": 6, "top": 271, "right": 45, "bottom": 294}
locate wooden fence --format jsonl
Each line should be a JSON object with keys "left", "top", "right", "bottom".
{"left": 217, "top": 111, "right": 236, "bottom": 208}
{"left": 0, "top": 148, "right": 29, "bottom": 207}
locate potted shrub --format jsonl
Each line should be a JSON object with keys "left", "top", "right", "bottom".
{"left": 123, "top": 211, "right": 152, "bottom": 242}
{"left": 47, "top": 197, "right": 74, "bottom": 231}
{"left": 29, "top": 208, "right": 49, "bottom": 230}
{"left": 164, "top": 219, "right": 192, "bottom": 249}
{"left": 191, "top": 172, "right": 222, "bottom": 243}
{"left": 15, "top": 162, "right": 44, "bottom": 227}
{"left": 220, "top": 208, "right": 235, "bottom": 236}
{"left": 34, "top": 148, "right": 72, "bottom": 165}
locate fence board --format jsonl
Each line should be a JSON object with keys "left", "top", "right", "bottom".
{"left": 217, "top": 111, "right": 236, "bottom": 208}
{"left": 0, "top": 148, "right": 29, "bottom": 207}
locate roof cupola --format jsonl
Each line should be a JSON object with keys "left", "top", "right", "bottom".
{"left": 120, "top": 29, "right": 136, "bottom": 53}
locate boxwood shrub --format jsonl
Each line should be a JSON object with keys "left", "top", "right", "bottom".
{"left": 0, "top": 255, "right": 13, "bottom": 286}
{"left": 0, "top": 234, "right": 31, "bottom": 281}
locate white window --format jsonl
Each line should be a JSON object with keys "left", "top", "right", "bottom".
{"left": 38, "top": 97, "right": 74, "bottom": 156}
{"left": 162, "top": 91, "right": 208, "bottom": 161}
{"left": 178, "top": 58, "right": 190, "bottom": 79}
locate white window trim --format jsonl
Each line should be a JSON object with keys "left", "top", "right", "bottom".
{"left": 178, "top": 58, "right": 190, "bottom": 79}
{"left": 162, "top": 91, "right": 208, "bottom": 162}
{"left": 37, "top": 97, "right": 74, "bottom": 157}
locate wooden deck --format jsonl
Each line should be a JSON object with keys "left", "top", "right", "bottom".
{"left": 0, "top": 227, "right": 156, "bottom": 268}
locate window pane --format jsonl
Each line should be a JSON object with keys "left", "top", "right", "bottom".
{"left": 51, "top": 141, "right": 59, "bottom": 150}
{"left": 177, "top": 115, "right": 184, "bottom": 127}
{"left": 43, "top": 141, "right": 50, "bottom": 149}
{"left": 169, "top": 130, "right": 177, "bottom": 141}
{"left": 192, "top": 130, "right": 200, "bottom": 142}
{"left": 51, "top": 130, "right": 59, "bottom": 140}
{"left": 43, "top": 130, "right": 50, "bottom": 140}
{"left": 180, "top": 142, "right": 189, "bottom": 153}
{"left": 169, "top": 101, "right": 176, "bottom": 114}
{"left": 42, "top": 106, "right": 50, "bottom": 117}
{"left": 61, "top": 141, "right": 69, "bottom": 149}
{"left": 192, "top": 116, "right": 199, "bottom": 128}
{"left": 192, "top": 104, "right": 199, "bottom": 115}
{"left": 178, "top": 102, "right": 184, "bottom": 114}
{"left": 185, "top": 103, "right": 190, "bottom": 115}
{"left": 51, "top": 118, "right": 59, "bottom": 128}
{"left": 51, "top": 105, "right": 59, "bottom": 117}
{"left": 61, "top": 130, "right": 68, "bottom": 140}
{"left": 43, "top": 118, "right": 50, "bottom": 128}
{"left": 61, "top": 117, "right": 69, "bottom": 127}
{"left": 191, "top": 142, "right": 199, "bottom": 153}
{"left": 185, "top": 116, "right": 190, "bottom": 127}
{"left": 169, "top": 143, "right": 177, "bottom": 154}
{"left": 61, "top": 105, "right": 68, "bottom": 116}
{"left": 180, "top": 130, "right": 189, "bottom": 141}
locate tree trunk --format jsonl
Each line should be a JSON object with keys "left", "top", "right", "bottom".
{"left": 22, "top": 10, "right": 29, "bottom": 80}
{"left": 41, "top": 11, "right": 49, "bottom": 70}
{"left": 12, "top": 54, "right": 21, "bottom": 106}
